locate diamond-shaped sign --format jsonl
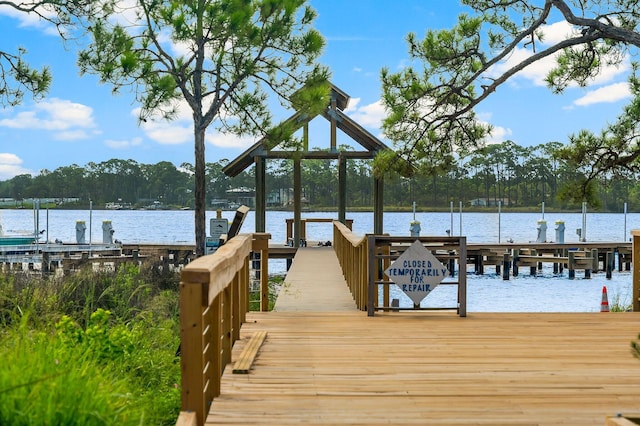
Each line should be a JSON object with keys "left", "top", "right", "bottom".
{"left": 385, "top": 240, "right": 448, "bottom": 305}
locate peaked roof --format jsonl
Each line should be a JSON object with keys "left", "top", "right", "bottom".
{"left": 222, "top": 83, "right": 390, "bottom": 177}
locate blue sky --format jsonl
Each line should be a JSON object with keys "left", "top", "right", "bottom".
{"left": 0, "top": 1, "right": 633, "bottom": 180}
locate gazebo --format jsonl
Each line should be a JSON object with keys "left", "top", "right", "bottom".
{"left": 222, "top": 83, "right": 392, "bottom": 246}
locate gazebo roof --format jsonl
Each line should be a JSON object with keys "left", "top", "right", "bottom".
{"left": 222, "top": 83, "right": 390, "bottom": 177}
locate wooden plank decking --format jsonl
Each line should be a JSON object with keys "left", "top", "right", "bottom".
{"left": 273, "top": 246, "right": 357, "bottom": 312}
{"left": 208, "top": 311, "right": 640, "bottom": 425}
{"left": 196, "top": 246, "right": 640, "bottom": 425}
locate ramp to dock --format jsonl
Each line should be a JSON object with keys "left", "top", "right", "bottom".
{"left": 273, "top": 246, "right": 357, "bottom": 312}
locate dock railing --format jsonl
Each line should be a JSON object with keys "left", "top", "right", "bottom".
{"left": 177, "top": 233, "right": 269, "bottom": 426}
{"left": 333, "top": 224, "right": 468, "bottom": 317}
{"left": 366, "top": 235, "right": 467, "bottom": 317}
{"left": 333, "top": 221, "right": 368, "bottom": 310}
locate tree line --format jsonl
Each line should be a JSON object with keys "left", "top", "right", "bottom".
{"left": 0, "top": 140, "right": 634, "bottom": 212}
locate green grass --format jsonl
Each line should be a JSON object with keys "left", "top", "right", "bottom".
{"left": 0, "top": 262, "right": 182, "bottom": 425}
{"left": 249, "top": 274, "right": 283, "bottom": 311}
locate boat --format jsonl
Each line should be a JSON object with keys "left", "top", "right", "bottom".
{"left": 0, "top": 224, "right": 37, "bottom": 245}
{"left": 0, "top": 235, "right": 36, "bottom": 245}
{"left": 106, "top": 202, "right": 132, "bottom": 210}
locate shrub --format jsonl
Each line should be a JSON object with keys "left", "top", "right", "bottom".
{"left": 0, "top": 315, "right": 141, "bottom": 425}
{"left": 0, "top": 261, "right": 182, "bottom": 425}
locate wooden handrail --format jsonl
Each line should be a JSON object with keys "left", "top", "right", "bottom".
{"left": 333, "top": 221, "right": 368, "bottom": 310}
{"left": 177, "top": 233, "right": 267, "bottom": 426}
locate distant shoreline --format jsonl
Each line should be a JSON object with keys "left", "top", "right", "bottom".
{"left": 0, "top": 204, "right": 635, "bottom": 214}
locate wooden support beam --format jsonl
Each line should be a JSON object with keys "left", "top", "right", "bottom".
{"left": 373, "top": 177, "right": 384, "bottom": 235}
{"left": 254, "top": 156, "right": 266, "bottom": 233}
{"left": 338, "top": 156, "right": 346, "bottom": 224}
{"left": 293, "top": 159, "right": 302, "bottom": 248}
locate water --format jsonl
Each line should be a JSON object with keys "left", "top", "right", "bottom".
{"left": 0, "top": 208, "right": 635, "bottom": 313}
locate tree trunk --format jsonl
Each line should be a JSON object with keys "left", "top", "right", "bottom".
{"left": 194, "top": 125, "right": 206, "bottom": 257}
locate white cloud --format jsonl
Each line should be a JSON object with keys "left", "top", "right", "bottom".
{"left": 141, "top": 121, "right": 192, "bottom": 145}
{"left": 133, "top": 100, "right": 256, "bottom": 149}
{"left": 0, "top": 153, "right": 32, "bottom": 179}
{"left": 486, "top": 20, "right": 630, "bottom": 89}
{"left": 344, "top": 97, "right": 361, "bottom": 113}
{"left": 109, "top": 0, "right": 144, "bottom": 26}
{"left": 0, "top": 2, "right": 58, "bottom": 35}
{"left": 157, "top": 29, "right": 193, "bottom": 58}
{"left": 0, "top": 98, "right": 96, "bottom": 139}
{"left": 572, "top": 82, "right": 632, "bottom": 107}
{"left": 133, "top": 104, "right": 192, "bottom": 145}
{"left": 54, "top": 130, "right": 91, "bottom": 141}
{"left": 475, "top": 112, "right": 512, "bottom": 145}
{"left": 486, "top": 45, "right": 559, "bottom": 87}
{"left": 483, "top": 124, "right": 513, "bottom": 145}
{"left": 347, "top": 99, "right": 386, "bottom": 129}
{"left": 105, "top": 137, "right": 143, "bottom": 149}
{"left": 206, "top": 132, "right": 255, "bottom": 149}
{"left": 537, "top": 20, "right": 576, "bottom": 45}
{"left": 503, "top": 21, "right": 576, "bottom": 86}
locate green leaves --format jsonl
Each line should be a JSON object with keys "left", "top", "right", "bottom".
{"left": 0, "top": 0, "right": 116, "bottom": 107}
{"left": 380, "top": 0, "right": 640, "bottom": 199}
{"left": 81, "top": 0, "right": 326, "bottom": 256}
{"left": 0, "top": 50, "right": 52, "bottom": 107}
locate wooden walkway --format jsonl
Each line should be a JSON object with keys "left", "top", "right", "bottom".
{"left": 209, "top": 311, "right": 640, "bottom": 425}
{"left": 198, "top": 247, "right": 640, "bottom": 425}
{"left": 273, "top": 246, "right": 357, "bottom": 312}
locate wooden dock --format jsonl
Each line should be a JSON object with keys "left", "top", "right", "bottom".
{"left": 209, "top": 311, "right": 640, "bottom": 425}
{"left": 178, "top": 228, "right": 640, "bottom": 426}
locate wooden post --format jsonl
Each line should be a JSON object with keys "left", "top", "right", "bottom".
{"left": 254, "top": 156, "right": 266, "bottom": 233}
{"left": 502, "top": 252, "right": 510, "bottom": 280}
{"left": 382, "top": 243, "right": 390, "bottom": 310}
{"left": 373, "top": 177, "right": 384, "bottom": 235}
{"left": 232, "top": 273, "right": 241, "bottom": 341}
{"left": 530, "top": 249, "right": 537, "bottom": 276}
{"left": 222, "top": 286, "right": 233, "bottom": 368}
{"left": 338, "top": 155, "right": 347, "bottom": 225}
{"left": 180, "top": 280, "right": 207, "bottom": 424}
{"left": 293, "top": 159, "right": 302, "bottom": 247}
{"left": 634, "top": 230, "right": 640, "bottom": 311}
{"left": 449, "top": 251, "right": 456, "bottom": 277}
{"left": 512, "top": 249, "right": 519, "bottom": 277}
{"left": 606, "top": 251, "right": 614, "bottom": 279}
{"left": 568, "top": 251, "right": 576, "bottom": 279}
{"left": 286, "top": 219, "right": 293, "bottom": 245}
{"left": 367, "top": 235, "right": 377, "bottom": 316}
{"left": 252, "top": 233, "right": 271, "bottom": 312}
{"left": 591, "top": 248, "right": 599, "bottom": 272}
{"left": 458, "top": 237, "right": 467, "bottom": 317}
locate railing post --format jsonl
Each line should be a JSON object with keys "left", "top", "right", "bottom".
{"left": 367, "top": 235, "right": 376, "bottom": 316}
{"left": 252, "top": 233, "right": 271, "bottom": 312}
{"left": 222, "top": 285, "right": 233, "bottom": 369}
{"left": 632, "top": 230, "right": 640, "bottom": 311}
{"left": 232, "top": 273, "right": 241, "bottom": 342}
{"left": 180, "top": 280, "right": 207, "bottom": 425}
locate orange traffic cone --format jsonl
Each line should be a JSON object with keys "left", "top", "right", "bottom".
{"left": 600, "top": 286, "right": 610, "bottom": 312}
